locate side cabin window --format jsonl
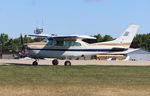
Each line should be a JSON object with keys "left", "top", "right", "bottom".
{"left": 56, "top": 41, "right": 64, "bottom": 46}
{"left": 47, "top": 38, "right": 81, "bottom": 47}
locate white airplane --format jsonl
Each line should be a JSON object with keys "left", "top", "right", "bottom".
{"left": 26, "top": 24, "right": 139, "bottom": 65}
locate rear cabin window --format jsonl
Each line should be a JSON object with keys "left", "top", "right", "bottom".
{"left": 64, "top": 41, "right": 81, "bottom": 46}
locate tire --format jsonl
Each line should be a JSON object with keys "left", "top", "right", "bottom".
{"left": 52, "top": 59, "right": 59, "bottom": 65}
{"left": 32, "top": 61, "right": 38, "bottom": 66}
{"left": 64, "top": 61, "right": 71, "bottom": 66}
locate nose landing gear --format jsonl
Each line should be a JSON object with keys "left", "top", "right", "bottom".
{"left": 32, "top": 60, "right": 38, "bottom": 66}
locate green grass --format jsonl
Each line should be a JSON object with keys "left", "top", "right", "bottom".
{"left": 1, "top": 65, "right": 150, "bottom": 96}
{"left": 0, "top": 65, "right": 150, "bottom": 88}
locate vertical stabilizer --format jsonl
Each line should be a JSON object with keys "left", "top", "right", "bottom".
{"left": 111, "top": 24, "right": 139, "bottom": 48}
{"left": 115, "top": 24, "right": 139, "bottom": 44}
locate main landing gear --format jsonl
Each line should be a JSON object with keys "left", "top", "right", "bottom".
{"left": 52, "top": 59, "right": 71, "bottom": 66}
{"left": 52, "top": 59, "right": 59, "bottom": 65}
{"left": 64, "top": 61, "right": 71, "bottom": 66}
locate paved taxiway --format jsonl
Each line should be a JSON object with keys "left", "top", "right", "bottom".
{"left": 0, "top": 59, "right": 150, "bottom": 66}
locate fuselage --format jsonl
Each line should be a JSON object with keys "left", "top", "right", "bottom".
{"left": 27, "top": 38, "right": 127, "bottom": 59}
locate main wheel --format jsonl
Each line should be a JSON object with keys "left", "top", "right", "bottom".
{"left": 52, "top": 59, "right": 59, "bottom": 65}
{"left": 64, "top": 61, "right": 71, "bottom": 66}
{"left": 32, "top": 61, "right": 38, "bottom": 66}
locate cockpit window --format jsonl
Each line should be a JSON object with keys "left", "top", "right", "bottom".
{"left": 42, "top": 38, "right": 49, "bottom": 43}
{"left": 47, "top": 38, "right": 53, "bottom": 45}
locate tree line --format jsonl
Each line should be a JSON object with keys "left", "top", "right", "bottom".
{"left": 0, "top": 33, "right": 150, "bottom": 53}
{"left": 131, "top": 33, "right": 150, "bottom": 51}
{"left": 0, "top": 33, "right": 32, "bottom": 53}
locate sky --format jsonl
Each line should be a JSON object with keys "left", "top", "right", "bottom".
{"left": 0, "top": 0, "right": 150, "bottom": 38}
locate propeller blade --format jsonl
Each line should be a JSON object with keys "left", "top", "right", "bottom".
{"left": 20, "top": 34, "right": 24, "bottom": 45}
{"left": 20, "top": 34, "right": 25, "bottom": 52}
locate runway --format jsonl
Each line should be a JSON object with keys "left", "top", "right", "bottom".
{"left": 0, "top": 59, "right": 150, "bottom": 66}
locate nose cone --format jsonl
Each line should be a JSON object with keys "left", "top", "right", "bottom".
{"left": 26, "top": 42, "right": 47, "bottom": 58}
{"left": 26, "top": 45, "right": 38, "bottom": 58}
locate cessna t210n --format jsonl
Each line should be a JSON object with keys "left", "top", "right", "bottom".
{"left": 26, "top": 24, "right": 139, "bottom": 66}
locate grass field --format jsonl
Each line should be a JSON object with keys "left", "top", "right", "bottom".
{"left": 0, "top": 65, "right": 150, "bottom": 96}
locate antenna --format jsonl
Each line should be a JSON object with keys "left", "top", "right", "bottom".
{"left": 32, "top": 0, "right": 45, "bottom": 34}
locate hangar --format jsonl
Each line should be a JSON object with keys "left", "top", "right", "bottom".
{"left": 95, "top": 48, "right": 150, "bottom": 61}
{"left": 128, "top": 49, "right": 150, "bottom": 61}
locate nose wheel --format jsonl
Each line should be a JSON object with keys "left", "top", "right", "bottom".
{"left": 32, "top": 60, "right": 38, "bottom": 66}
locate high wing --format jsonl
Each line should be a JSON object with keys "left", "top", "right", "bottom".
{"left": 28, "top": 34, "right": 96, "bottom": 39}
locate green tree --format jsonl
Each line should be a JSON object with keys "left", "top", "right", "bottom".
{"left": 0, "top": 33, "right": 9, "bottom": 52}
{"left": 94, "top": 34, "right": 103, "bottom": 42}
{"left": 94, "top": 34, "right": 113, "bottom": 42}
{"left": 103, "top": 35, "right": 113, "bottom": 41}
{"left": 131, "top": 33, "right": 150, "bottom": 51}
{"left": 24, "top": 35, "right": 33, "bottom": 44}
{"left": 0, "top": 33, "right": 33, "bottom": 53}
{"left": 12, "top": 37, "right": 21, "bottom": 52}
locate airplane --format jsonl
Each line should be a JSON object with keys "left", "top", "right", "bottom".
{"left": 26, "top": 24, "right": 139, "bottom": 66}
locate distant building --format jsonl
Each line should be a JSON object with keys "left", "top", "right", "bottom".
{"left": 1, "top": 53, "right": 15, "bottom": 59}
{"left": 128, "top": 49, "right": 150, "bottom": 61}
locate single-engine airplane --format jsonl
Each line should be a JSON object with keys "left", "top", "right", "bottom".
{"left": 26, "top": 24, "right": 139, "bottom": 65}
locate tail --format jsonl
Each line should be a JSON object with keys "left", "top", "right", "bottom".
{"left": 115, "top": 24, "right": 139, "bottom": 47}
{"left": 95, "top": 24, "right": 140, "bottom": 48}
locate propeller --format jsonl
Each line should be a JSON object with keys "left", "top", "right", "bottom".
{"left": 20, "top": 34, "right": 25, "bottom": 52}
{"left": 19, "top": 33, "right": 29, "bottom": 58}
